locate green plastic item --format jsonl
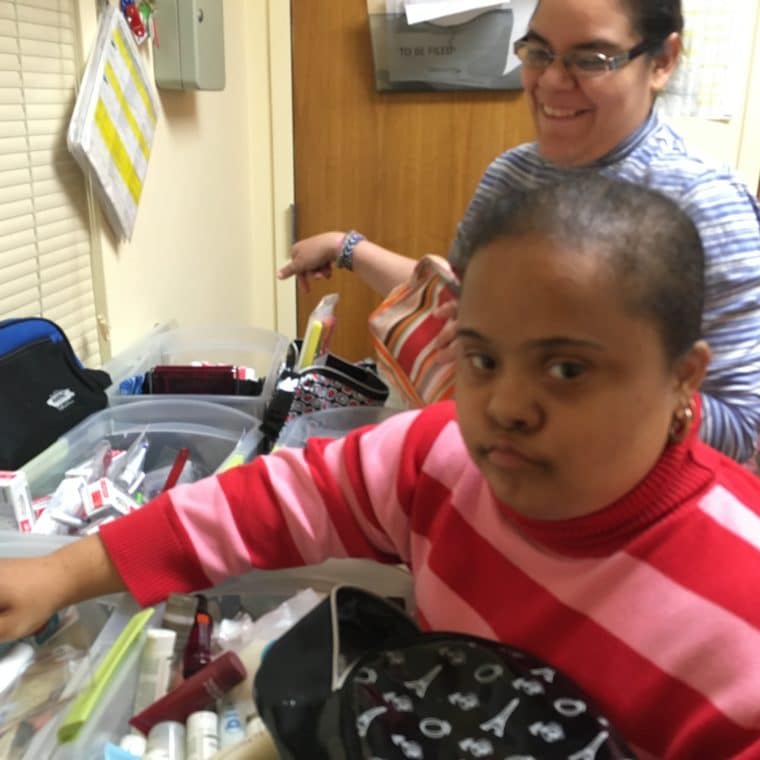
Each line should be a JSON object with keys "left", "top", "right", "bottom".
{"left": 57, "top": 606, "right": 154, "bottom": 743}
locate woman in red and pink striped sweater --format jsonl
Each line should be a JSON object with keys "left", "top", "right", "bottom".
{"left": 1, "top": 175, "right": 759, "bottom": 758}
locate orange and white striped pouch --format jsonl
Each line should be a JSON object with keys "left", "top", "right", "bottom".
{"left": 368, "top": 254, "right": 460, "bottom": 408}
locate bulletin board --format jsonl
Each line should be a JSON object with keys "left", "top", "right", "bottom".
{"left": 660, "top": 0, "right": 750, "bottom": 122}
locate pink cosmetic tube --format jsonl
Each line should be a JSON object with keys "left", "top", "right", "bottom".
{"left": 129, "top": 651, "right": 247, "bottom": 735}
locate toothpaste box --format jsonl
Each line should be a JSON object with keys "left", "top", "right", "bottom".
{"left": 0, "top": 470, "right": 35, "bottom": 532}
{"left": 85, "top": 478, "right": 138, "bottom": 516}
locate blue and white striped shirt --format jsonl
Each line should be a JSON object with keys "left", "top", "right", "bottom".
{"left": 450, "top": 110, "right": 760, "bottom": 462}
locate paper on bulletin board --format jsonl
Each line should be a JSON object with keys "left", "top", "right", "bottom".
{"left": 67, "top": 4, "right": 158, "bottom": 240}
{"left": 368, "top": 0, "right": 537, "bottom": 91}
{"left": 659, "top": 0, "right": 746, "bottom": 122}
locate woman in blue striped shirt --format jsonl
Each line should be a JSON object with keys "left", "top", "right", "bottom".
{"left": 278, "top": 0, "right": 760, "bottom": 462}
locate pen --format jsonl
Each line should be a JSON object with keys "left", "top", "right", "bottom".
{"left": 161, "top": 447, "right": 190, "bottom": 493}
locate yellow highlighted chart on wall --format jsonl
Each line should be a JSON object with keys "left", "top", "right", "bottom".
{"left": 68, "top": 4, "right": 158, "bottom": 241}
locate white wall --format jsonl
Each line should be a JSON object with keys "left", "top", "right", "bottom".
{"left": 737, "top": 4, "right": 760, "bottom": 193}
{"left": 77, "top": 0, "right": 296, "bottom": 360}
{"left": 665, "top": 0, "right": 760, "bottom": 189}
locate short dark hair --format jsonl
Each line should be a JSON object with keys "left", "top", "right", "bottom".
{"left": 461, "top": 175, "right": 704, "bottom": 363}
{"left": 533, "top": 0, "right": 684, "bottom": 46}
{"left": 619, "top": 0, "right": 684, "bottom": 41}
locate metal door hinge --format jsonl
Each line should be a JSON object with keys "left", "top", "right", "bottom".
{"left": 289, "top": 202, "right": 297, "bottom": 247}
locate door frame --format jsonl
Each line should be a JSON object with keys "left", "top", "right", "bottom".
{"left": 738, "top": 1, "right": 760, "bottom": 194}
{"left": 268, "top": 0, "right": 297, "bottom": 338}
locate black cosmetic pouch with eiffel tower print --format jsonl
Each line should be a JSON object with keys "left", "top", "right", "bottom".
{"left": 254, "top": 586, "right": 635, "bottom": 760}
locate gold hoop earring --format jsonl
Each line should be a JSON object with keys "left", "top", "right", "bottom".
{"left": 668, "top": 401, "right": 694, "bottom": 444}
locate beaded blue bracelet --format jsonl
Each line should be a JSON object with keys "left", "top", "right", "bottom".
{"left": 336, "top": 230, "right": 365, "bottom": 271}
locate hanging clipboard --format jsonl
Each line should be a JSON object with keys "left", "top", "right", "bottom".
{"left": 68, "top": 4, "right": 158, "bottom": 241}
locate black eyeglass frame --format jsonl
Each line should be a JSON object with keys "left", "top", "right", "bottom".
{"left": 512, "top": 37, "right": 663, "bottom": 77}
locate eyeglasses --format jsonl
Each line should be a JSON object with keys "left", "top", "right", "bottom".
{"left": 512, "top": 37, "right": 659, "bottom": 78}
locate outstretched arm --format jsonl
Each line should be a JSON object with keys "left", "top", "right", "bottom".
{"left": 0, "top": 534, "right": 126, "bottom": 642}
{"left": 277, "top": 231, "right": 416, "bottom": 297}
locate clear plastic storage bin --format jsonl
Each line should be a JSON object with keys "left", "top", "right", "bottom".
{"left": 0, "top": 538, "right": 411, "bottom": 759}
{"left": 101, "top": 323, "right": 289, "bottom": 415}
{"left": 0, "top": 591, "right": 160, "bottom": 760}
{"left": 19, "top": 400, "right": 262, "bottom": 500}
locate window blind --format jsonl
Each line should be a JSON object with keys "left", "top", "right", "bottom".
{"left": 0, "top": 0, "right": 100, "bottom": 363}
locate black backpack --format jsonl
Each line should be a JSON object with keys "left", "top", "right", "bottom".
{"left": 254, "top": 585, "right": 635, "bottom": 759}
{"left": 0, "top": 317, "right": 111, "bottom": 470}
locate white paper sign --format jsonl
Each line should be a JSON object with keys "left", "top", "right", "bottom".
{"left": 404, "top": 0, "right": 508, "bottom": 26}
{"left": 502, "top": 0, "right": 537, "bottom": 73}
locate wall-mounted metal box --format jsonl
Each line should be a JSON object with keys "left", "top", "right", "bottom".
{"left": 153, "top": 0, "right": 225, "bottom": 90}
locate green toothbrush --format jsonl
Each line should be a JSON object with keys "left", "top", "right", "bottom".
{"left": 57, "top": 606, "right": 154, "bottom": 743}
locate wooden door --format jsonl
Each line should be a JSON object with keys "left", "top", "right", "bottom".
{"left": 292, "top": 0, "right": 535, "bottom": 361}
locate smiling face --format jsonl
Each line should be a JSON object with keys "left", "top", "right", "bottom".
{"left": 454, "top": 232, "right": 696, "bottom": 520}
{"left": 521, "top": 0, "right": 678, "bottom": 166}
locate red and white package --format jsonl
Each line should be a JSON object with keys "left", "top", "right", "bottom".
{"left": 0, "top": 470, "right": 35, "bottom": 532}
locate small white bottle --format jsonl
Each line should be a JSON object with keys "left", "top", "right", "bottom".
{"left": 186, "top": 710, "right": 219, "bottom": 760}
{"left": 0, "top": 643, "right": 34, "bottom": 698}
{"left": 144, "top": 720, "right": 186, "bottom": 760}
{"left": 119, "top": 733, "right": 147, "bottom": 757}
{"left": 133, "top": 629, "right": 178, "bottom": 715}
{"left": 217, "top": 699, "right": 246, "bottom": 748}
